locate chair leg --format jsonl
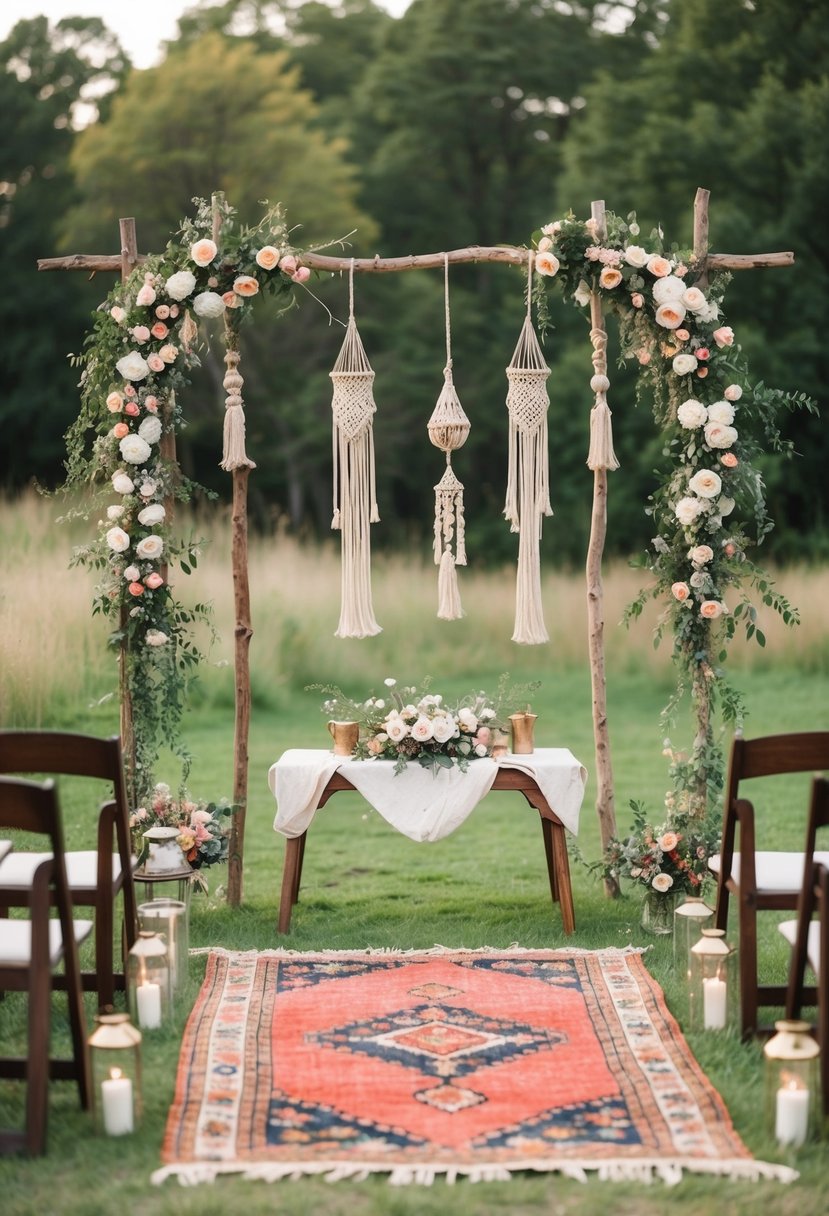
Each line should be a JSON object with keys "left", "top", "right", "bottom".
{"left": 25, "top": 952, "right": 51, "bottom": 1155}
{"left": 739, "top": 894, "right": 759, "bottom": 1038}
{"left": 95, "top": 900, "right": 115, "bottom": 1010}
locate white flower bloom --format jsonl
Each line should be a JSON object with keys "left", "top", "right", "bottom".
{"left": 696, "top": 299, "right": 720, "bottom": 323}
{"left": 105, "top": 526, "right": 130, "bottom": 552}
{"left": 135, "top": 534, "right": 164, "bottom": 559}
{"left": 193, "top": 291, "right": 226, "bottom": 318}
{"left": 573, "top": 279, "right": 592, "bottom": 307}
{"left": 674, "top": 496, "right": 705, "bottom": 525}
{"left": 112, "top": 471, "right": 135, "bottom": 495}
{"left": 707, "top": 400, "right": 735, "bottom": 425}
{"left": 652, "top": 275, "right": 687, "bottom": 304}
{"left": 704, "top": 421, "right": 738, "bottom": 449}
{"left": 689, "top": 468, "right": 722, "bottom": 498}
{"left": 106, "top": 505, "right": 125, "bottom": 520}
{"left": 165, "top": 270, "right": 197, "bottom": 301}
{"left": 138, "top": 415, "right": 162, "bottom": 445}
{"left": 411, "top": 716, "right": 435, "bottom": 742}
{"left": 137, "top": 503, "right": 166, "bottom": 526}
{"left": 432, "top": 716, "right": 457, "bottom": 744}
{"left": 681, "top": 286, "right": 707, "bottom": 312}
{"left": 719, "top": 496, "right": 736, "bottom": 516}
{"left": 457, "top": 707, "right": 479, "bottom": 732}
{"left": 119, "top": 434, "right": 152, "bottom": 465}
{"left": 677, "top": 398, "right": 708, "bottom": 429}
{"left": 385, "top": 718, "right": 408, "bottom": 743}
{"left": 689, "top": 544, "right": 714, "bottom": 565}
{"left": 479, "top": 707, "right": 496, "bottom": 720}
{"left": 139, "top": 480, "right": 157, "bottom": 498}
{"left": 135, "top": 283, "right": 156, "bottom": 307}
{"left": 723, "top": 384, "right": 743, "bottom": 402}
{"left": 652, "top": 873, "right": 674, "bottom": 892}
{"left": 474, "top": 743, "right": 489, "bottom": 757}
{"left": 123, "top": 565, "right": 140, "bottom": 581}
{"left": 672, "top": 353, "right": 698, "bottom": 377}
{"left": 628, "top": 222, "right": 640, "bottom": 235}
{"left": 145, "top": 629, "right": 170, "bottom": 646}
{"left": 384, "top": 677, "right": 397, "bottom": 687}
{"left": 115, "top": 351, "right": 150, "bottom": 382}
{"left": 110, "top": 306, "right": 126, "bottom": 324}
{"left": 690, "top": 570, "right": 709, "bottom": 589}
{"left": 623, "top": 244, "right": 648, "bottom": 268}
{"left": 374, "top": 699, "right": 385, "bottom": 710}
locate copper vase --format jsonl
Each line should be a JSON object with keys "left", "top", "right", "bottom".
{"left": 509, "top": 712, "right": 537, "bottom": 754}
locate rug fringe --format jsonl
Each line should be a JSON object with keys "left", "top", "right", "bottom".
{"left": 189, "top": 944, "right": 650, "bottom": 961}
{"left": 151, "top": 1156, "right": 799, "bottom": 1188}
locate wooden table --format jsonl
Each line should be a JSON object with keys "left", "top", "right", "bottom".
{"left": 277, "top": 767, "right": 576, "bottom": 936}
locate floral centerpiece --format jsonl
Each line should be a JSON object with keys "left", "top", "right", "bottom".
{"left": 130, "top": 782, "right": 234, "bottom": 890}
{"left": 309, "top": 675, "right": 540, "bottom": 775}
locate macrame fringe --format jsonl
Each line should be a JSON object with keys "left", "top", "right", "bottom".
{"left": 219, "top": 348, "right": 256, "bottom": 472}
{"left": 151, "top": 1156, "right": 798, "bottom": 1189}
{"left": 586, "top": 395, "right": 620, "bottom": 472}
{"left": 437, "top": 548, "right": 463, "bottom": 621}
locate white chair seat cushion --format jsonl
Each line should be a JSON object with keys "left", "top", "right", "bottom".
{"left": 0, "top": 918, "right": 94, "bottom": 968}
{"left": 778, "top": 919, "right": 821, "bottom": 978}
{"left": 0, "top": 851, "right": 122, "bottom": 890}
{"left": 708, "top": 851, "right": 829, "bottom": 893}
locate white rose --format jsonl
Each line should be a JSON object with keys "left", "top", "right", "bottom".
{"left": 652, "top": 873, "right": 674, "bottom": 892}
{"left": 432, "top": 717, "right": 457, "bottom": 744}
{"left": 457, "top": 707, "right": 479, "bottom": 732}
{"left": 689, "top": 544, "right": 714, "bottom": 565}
{"left": 119, "top": 434, "right": 152, "bottom": 465}
{"left": 193, "top": 291, "right": 226, "bottom": 318}
{"left": 165, "top": 270, "right": 197, "bottom": 301}
{"left": 145, "top": 629, "right": 170, "bottom": 647}
{"left": 110, "top": 306, "right": 126, "bottom": 324}
{"left": 672, "top": 353, "right": 698, "bottom": 377}
{"left": 677, "top": 398, "right": 707, "bottom": 429}
{"left": 385, "top": 718, "right": 408, "bottom": 743}
{"left": 674, "top": 496, "right": 704, "bottom": 525}
{"left": 112, "top": 471, "right": 135, "bottom": 495}
{"left": 689, "top": 468, "right": 722, "bottom": 498}
{"left": 707, "top": 400, "right": 735, "bottom": 425}
{"left": 654, "top": 301, "right": 686, "bottom": 329}
{"left": 723, "top": 384, "right": 743, "bottom": 402}
{"left": 474, "top": 744, "right": 489, "bottom": 757}
{"left": 411, "top": 716, "right": 435, "bottom": 742}
{"left": 106, "top": 505, "right": 125, "bottom": 520}
{"left": 690, "top": 570, "right": 709, "bottom": 589}
{"left": 652, "top": 275, "right": 687, "bottom": 304}
{"left": 123, "top": 565, "right": 140, "bottom": 581}
{"left": 137, "top": 503, "right": 166, "bottom": 526}
{"left": 135, "top": 283, "right": 156, "bottom": 307}
{"left": 719, "top": 496, "right": 735, "bottom": 516}
{"left": 681, "top": 286, "right": 707, "bottom": 312}
{"left": 135, "top": 534, "right": 164, "bottom": 560}
{"left": 139, "top": 480, "right": 157, "bottom": 498}
{"left": 623, "top": 244, "right": 648, "bottom": 268}
{"left": 115, "top": 351, "right": 150, "bottom": 382}
{"left": 138, "top": 416, "right": 162, "bottom": 445}
{"left": 696, "top": 300, "right": 720, "bottom": 323}
{"left": 105, "top": 526, "right": 130, "bottom": 552}
{"left": 704, "top": 422, "right": 738, "bottom": 449}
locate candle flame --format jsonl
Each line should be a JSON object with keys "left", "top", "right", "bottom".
{"left": 109, "top": 1067, "right": 122, "bottom": 1081}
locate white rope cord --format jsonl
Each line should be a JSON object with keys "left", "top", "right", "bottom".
{"left": 504, "top": 250, "right": 552, "bottom": 644}
{"left": 329, "top": 257, "right": 381, "bottom": 638}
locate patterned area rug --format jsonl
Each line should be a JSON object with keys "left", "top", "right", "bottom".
{"left": 153, "top": 947, "right": 796, "bottom": 1186}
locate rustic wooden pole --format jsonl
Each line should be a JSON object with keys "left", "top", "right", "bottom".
{"left": 585, "top": 200, "right": 619, "bottom": 895}
{"left": 118, "top": 218, "right": 138, "bottom": 807}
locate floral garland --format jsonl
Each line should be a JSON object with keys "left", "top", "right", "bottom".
{"left": 65, "top": 199, "right": 309, "bottom": 804}
{"left": 531, "top": 210, "right": 811, "bottom": 819}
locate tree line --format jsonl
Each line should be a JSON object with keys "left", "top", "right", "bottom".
{"left": 2, "top": 0, "right": 826, "bottom": 565}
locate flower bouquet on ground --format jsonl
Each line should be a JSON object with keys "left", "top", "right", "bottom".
{"left": 597, "top": 798, "right": 721, "bottom": 901}
{"left": 130, "top": 783, "right": 234, "bottom": 891}
{"left": 308, "top": 674, "right": 540, "bottom": 775}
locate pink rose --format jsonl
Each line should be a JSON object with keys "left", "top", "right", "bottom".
{"left": 144, "top": 572, "right": 164, "bottom": 589}
{"left": 128, "top": 581, "right": 144, "bottom": 597}
{"left": 720, "top": 452, "right": 739, "bottom": 468}
{"left": 106, "top": 392, "right": 124, "bottom": 413}
{"left": 112, "top": 422, "right": 130, "bottom": 439}
{"left": 712, "top": 326, "right": 735, "bottom": 348}
{"left": 124, "top": 384, "right": 137, "bottom": 398}
{"left": 724, "top": 384, "right": 743, "bottom": 402}
{"left": 144, "top": 395, "right": 159, "bottom": 410}
{"left": 155, "top": 305, "right": 170, "bottom": 320}
{"left": 723, "top": 542, "right": 737, "bottom": 557}
{"left": 150, "top": 321, "right": 169, "bottom": 340}
{"left": 671, "top": 582, "right": 691, "bottom": 601}
{"left": 475, "top": 726, "right": 492, "bottom": 746}
{"left": 599, "top": 266, "right": 622, "bottom": 289}
{"left": 147, "top": 354, "right": 165, "bottom": 373}
{"left": 233, "top": 275, "right": 260, "bottom": 297}
{"left": 207, "top": 276, "right": 219, "bottom": 288}
{"left": 636, "top": 349, "right": 651, "bottom": 365}
{"left": 675, "top": 328, "right": 690, "bottom": 342}
{"left": 135, "top": 283, "right": 156, "bottom": 307}
{"left": 279, "top": 254, "right": 298, "bottom": 275}
{"left": 222, "top": 291, "right": 242, "bottom": 309}
{"left": 169, "top": 305, "right": 180, "bottom": 317}
{"left": 158, "top": 344, "right": 178, "bottom": 363}
{"left": 647, "top": 254, "right": 672, "bottom": 278}
{"left": 631, "top": 292, "right": 644, "bottom": 308}
{"left": 131, "top": 325, "right": 150, "bottom": 343}
{"left": 696, "top": 367, "right": 709, "bottom": 379}
{"left": 695, "top": 347, "right": 710, "bottom": 360}
{"left": 291, "top": 266, "right": 311, "bottom": 283}
{"left": 124, "top": 402, "right": 140, "bottom": 417}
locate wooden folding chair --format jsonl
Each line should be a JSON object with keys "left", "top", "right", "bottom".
{"left": 0, "top": 732, "right": 138, "bottom": 1009}
{"left": 0, "top": 777, "right": 93, "bottom": 1155}
{"left": 779, "top": 776, "right": 829, "bottom": 1118}
{"left": 710, "top": 731, "right": 829, "bottom": 1037}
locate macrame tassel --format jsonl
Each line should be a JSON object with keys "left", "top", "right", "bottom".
{"left": 329, "top": 265, "right": 381, "bottom": 639}
{"left": 586, "top": 374, "right": 620, "bottom": 471}
{"left": 220, "top": 348, "right": 256, "bottom": 472}
{"left": 504, "top": 256, "right": 552, "bottom": 645}
{"left": 437, "top": 548, "right": 463, "bottom": 621}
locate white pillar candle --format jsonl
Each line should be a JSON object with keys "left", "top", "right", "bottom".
{"left": 101, "top": 1068, "right": 134, "bottom": 1136}
{"left": 703, "top": 976, "right": 727, "bottom": 1029}
{"left": 775, "top": 1082, "right": 810, "bottom": 1147}
{"left": 136, "top": 981, "right": 162, "bottom": 1029}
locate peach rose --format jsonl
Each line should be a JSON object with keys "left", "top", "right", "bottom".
{"left": 222, "top": 291, "right": 242, "bottom": 309}
{"left": 675, "top": 328, "right": 690, "bottom": 342}
{"left": 191, "top": 238, "right": 218, "bottom": 267}
{"left": 106, "top": 392, "right": 124, "bottom": 413}
{"left": 535, "top": 250, "right": 560, "bottom": 277}
{"left": 724, "top": 384, "right": 743, "bottom": 401}
{"left": 144, "top": 572, "right": 164, "bottom": 590}
{"left": 128, "top": 581, "right": 145, "bottom": 597}
{"left": 255, "top": 245, "right": 281, "bottom": 271}
{"left": 233, "top": 275, "right": 260, "bottom": 297}
{"left": 158, "top": 344, "right": 178, "bottom": 363}
{"left": 135, "top": 283, "right": 156, "bottom": 307}
{"left": 636, "top": 349, "right": 652, "bottom": 365}
{"left": 124, "top": 402, "right": 140, "bottom": 417}
{"left": 124, "top": 384, "right": 137, "bottom": 397}
{"left": 147, "top": 354, "right": 165, "bottom": 373}
{"left": 671, "top": 582, "right": 691, "bottom": 601}
{"left": 712, "top": 326, "right": 735, "bottom": 347}
{"left": 647, "top": 254, "right": 672, "bottom": 277}
{"left": 655, "top": 302, "right": 686, "bottom": 329}
{"left": 169, "top": 304, "right": 180, "bottom": 317}
{"left": 696, "top": 367, "right": 709, "bottom": 378}
{"left": 131, "top": 325, "right": 150, "bottom": 343}
{"left": 599, "top": 266, "right": 622, "bottom": 289}
{"left": 700, "top": 600, "right": 726, "bottom": 619}
{"left": 150, "top": 321, "right": 169, "bottom": 340}
{"left": 720, "top": 452, "right": 739, "bottom": 468}
{"left": 279, "top": 254, "right": 297, "bottom": 275}
{"left": 112, "top": 422, "right": 130, "bottom": 439}
{"left": 155, "top": 305, "right": 170, "bottom": 320}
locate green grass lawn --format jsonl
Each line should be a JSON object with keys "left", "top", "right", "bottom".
{"left": 1, "top": 665, "right": 827, "bottom": 1214}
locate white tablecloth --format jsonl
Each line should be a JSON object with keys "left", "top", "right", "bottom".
{"left": 268, "top": 748, "right": 587, "bottom": 844}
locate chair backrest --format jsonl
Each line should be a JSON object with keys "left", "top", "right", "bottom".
{"left": 724, "top": 731, "right": 829, "bottom": 819}
{"left": 0, "top": 776, "right": 73, "bottom": 919}
{"left": 803, "top": 773, "right": 829, "bottom": 863}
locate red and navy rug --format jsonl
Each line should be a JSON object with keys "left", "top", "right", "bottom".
{"left": 154, "top": 947, "right": 795, "bottom": 1186}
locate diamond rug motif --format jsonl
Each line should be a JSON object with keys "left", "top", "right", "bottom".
{"left": 154, "top": 948, "right": 797, "bottom": 1187}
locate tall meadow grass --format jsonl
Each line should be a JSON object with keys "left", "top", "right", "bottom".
{"left": 1, "top": 489, "right": 827, "bottom": 727}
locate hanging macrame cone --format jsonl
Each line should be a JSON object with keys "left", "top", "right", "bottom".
{"left": 220, "top": 348, "right": 256, "bottom": 472}
{"left": 586, "top": 373, "right": 620, "bottom": 472}
{"left": 505, "top": 312, "right": 552, "bottom": 645}
{"left": 330, "top": 315, "right": 382, "bottom": 638}
{"left": 428, "top": 367, "right": 470, "bottom": 621}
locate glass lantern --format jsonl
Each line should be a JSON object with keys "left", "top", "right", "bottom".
{"left": 688, "top": 928, "right": 738, "bottom": 1032}
{"left": 138, "top": 897, "right": 189, "bottom": 999}
{"left": 764, "top": 1020, "right": 820, "bottom": 1148}
{"left": 88, "top": 1012, "right": 143, "bottom": 1136}
{"left": 674, "top": 897, "right": 715, "bottom": 972}
{"left": 127, "top": 931, "right": 171, "bottom": 1030}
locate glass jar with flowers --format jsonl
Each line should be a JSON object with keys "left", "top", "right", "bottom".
{"left": 307, "top": 674, "right": 540, "bottom": 776}
{"left": 130, "top": 783, "right": 234, "bottom": 892}
{"left": 598, "top": 799, "right": 721, "bottom": 935}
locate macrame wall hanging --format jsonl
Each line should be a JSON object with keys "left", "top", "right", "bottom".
{"left": 426, "top": 255, "right": 471, "bottom": 621}
{"left": 329, "top": 260, "right": 382, "bottom": 638}
{"left": 504, "top": 251, "right": 553, "bottom": 645}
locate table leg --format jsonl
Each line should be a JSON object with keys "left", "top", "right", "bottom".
{"left": 550, "top": 823, "right": 575, "bottom": 935}
{"left": 292, "top": 832, "right": 307, "bottom": 905}
{"left": 540, "top": 816, "right": 559, "bottom": 901}
{"left": 278, "top": 837, "right": 303, "bottom": 934}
